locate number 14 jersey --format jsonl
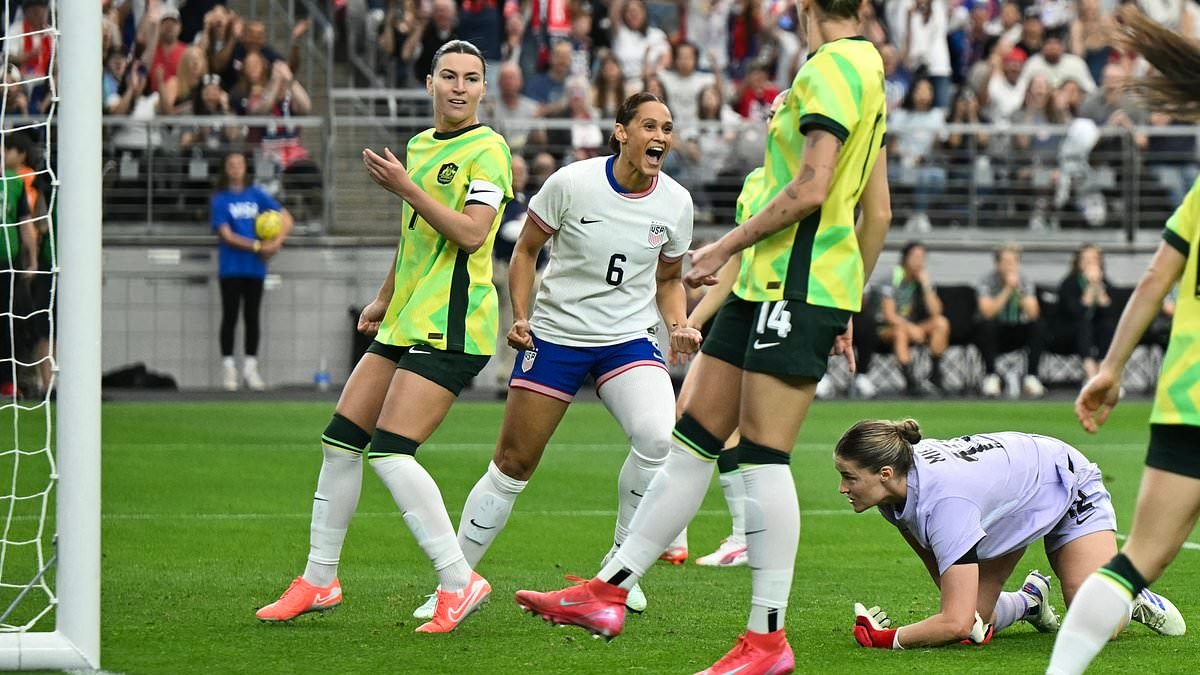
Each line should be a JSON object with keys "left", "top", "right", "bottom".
{"left": 526, "top": 155, "right": 694, "bottom": 347}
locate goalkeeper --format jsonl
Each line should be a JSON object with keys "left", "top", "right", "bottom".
{"left": 835, "top": 418, "right": 1186, "bottom": 649}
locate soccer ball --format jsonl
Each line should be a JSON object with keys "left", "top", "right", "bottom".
{"left": 255, "top": 210, "right": 283, "bottom": 240}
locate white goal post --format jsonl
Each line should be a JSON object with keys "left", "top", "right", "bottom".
{"left": 0, "top": 0, "right": 101, "bottom": 669}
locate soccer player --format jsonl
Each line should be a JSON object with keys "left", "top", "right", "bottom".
{"left": 836, "top": 418, "right": 1185, "bottom": 650}
{"left": 1048, "top": 8, "right": 1200, "bottom": 673}
{"left": 255, "top": 40, "right": 513, "bottom": 634}
{"left": 514, "top": 0, "right": 893, "bottom": 669}
{"left": 684, "top": 90, "right": 788, "bottom": 570}
{"left": 411, "top": 91, "right": 698, "bottom": 620}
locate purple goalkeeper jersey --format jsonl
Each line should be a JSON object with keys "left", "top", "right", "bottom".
{"left": 878, "top": 432, "right": 1081, "bottom": 575}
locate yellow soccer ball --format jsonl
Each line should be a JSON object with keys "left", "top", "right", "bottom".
{"left": 255, "top": 210, "right": 283, "bottom": 240}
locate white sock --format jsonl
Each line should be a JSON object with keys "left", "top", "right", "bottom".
{"left": 1047, "top": 574, "right": 1134, "bottom": 675}
{"left": 743, "top": 464, "right": 798, "bottom": 634}
{"left": 598, "top": 443, "right": 714, "bottom": 590}
{"left": 457, "top": 461, "right": 527, "bottom": 568}
{"left": 302, "top": 444, "right": 364, "bottom": 587}
{"left": 719, "top": 469, "right": 746, "bottom": 543}
{"left": 599, "top": 364, "right": 674, "bottom": 547}
{"left": 992, "top": 591, "right": 1030, "bottom": 633}
{"left": 372, "top": 455, "right": 472, "bottom": 591}
{"left": 244, "top": 356, "right": 258, "bottom": 370}
{"left": 222, "top": 356, "right": 236, "bottom": 369}
{"left": 668, "top": 526, "right": 688, "bottom": 551}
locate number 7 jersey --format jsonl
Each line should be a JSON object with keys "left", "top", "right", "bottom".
{"left": 526, "top": 155, "right": 694, "bottom": 347}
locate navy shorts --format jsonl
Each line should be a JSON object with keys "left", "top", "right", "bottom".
{"left": 509, "top": 334, "right": 667, "bottom": 402}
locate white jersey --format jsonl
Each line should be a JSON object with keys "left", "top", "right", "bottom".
{"left": 878, "top": 432, "right": 1096, "bottom": 575}
{"left": 526, "top": 155, "right": 694, "bottom": 347}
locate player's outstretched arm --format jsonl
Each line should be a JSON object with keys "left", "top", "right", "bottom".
{"left": 855, "top": 563, "right": 986, "bottom": 649}
{"left": 1078, "top": 240, "right": 1185, "bottom": 432}
{"left": 655, "top": 257, "right": 701, "bottom": 364}
{"left": 686, "top": 251, "right": 740, "bottom": 330}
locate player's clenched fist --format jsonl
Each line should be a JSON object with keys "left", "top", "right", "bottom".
{"left": 853, "top": 602, "right": 898, "bottom": 649}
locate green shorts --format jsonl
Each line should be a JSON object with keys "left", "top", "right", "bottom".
{"left": 366, "top": 340, "right": 490, "bottom": 396}
{"left": 1147, "top": 424, "right": 1200, "bottom": 479}
{"left": 700, "top": 296, "right": 850, "bottom": 380}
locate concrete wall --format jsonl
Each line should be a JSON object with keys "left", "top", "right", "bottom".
{"left": 101, "top": 239, "right": 1161, "bottom": 390}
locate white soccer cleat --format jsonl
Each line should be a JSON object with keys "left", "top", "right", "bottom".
{"left": 413, "top": 592, "right": 437, "bottom": 620}
{"left": 695, "top": 537, "right": 749, "bottom": 567}
{"left": 222, "top": 363, "right": 239, "bottom": 392}
{"left": 1132, "top": 589, "right": 1186, "bottom": 636}
{"left": 1019, "top": 569, "right": 1060, "bottom": 633}
{"left": 626, "top": 582, "right": 647, "bottom": 614}
{"left": 244, "top": 362, "right": 266, "bottom": 391}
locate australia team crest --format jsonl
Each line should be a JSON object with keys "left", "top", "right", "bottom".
{"left": 437, "top": 162, "right": 459, "bottom": 185}
{"left": 647, "top": 221, "right": 668, "bottom": 248}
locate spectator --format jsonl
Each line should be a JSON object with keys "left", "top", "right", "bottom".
{"left": 942, "top": 85, "right": 993, "bottom": 201}
{"left": 567, "top": 7, "right": 595, "bottom": 78}
{"left": 405, "top": 0, "right": 459, "bottom": 82}
{"left": 233, "top": 57, "right": 322, "bottom": 220}
{"left": 974, "top": 244, "right": 1045, "bottom": 398}
{"left": 499, "top": 8, "right": 526, "bottom": 71}
{"left": 211, "top": 151, "right": 293, "bottom": 392}
{"left": 990, "top": 1, "right": 1023, "bottom": 45}
{"left": 1056, "top": 77, "right": 1086, "bottom": 117}
{"left": 960, "top": 0, "right": 1000, "bottom": 74}
{"left": 1071, "top": 0, "right": 1113, "bottom": 86}
{"left": 158, "top": 45, "right": 208, "bottom": 113}
{"left": 1052, "top": 244, "right": 1116, "bottom": 380}
{"left": 1018, "top": 29, "right": 1096, "bottom": 93}
{"left": 879, "top": 242, "right": 950, "bottom": 396}
{"left": 103, "top": 49, "right": 131, "bottom": 114}
{"left": 527, "top": 150, "right": 557, "bottom": 195}
{"left": 1145, "top": 111, "right": 1200, "bottom": 208}
{"left": 148, "top": 5, "right": 185, "bottom": 94}
{"left": 486, "top": 62, "right": 540, "bottom": 154}
{"left": 902, "top": 0, "right": 953, "bottom": 108}
{"left": 1011, "top": 74, "right": 1070, "bottom": 229}
{"left": 557, "top": 77, "right": 606, "bottom": 161}
{"left": 0, "top": 143, "right": 34, "bottom": 397}
{"left": 978, "top": 44, "right": 1026, "bottom": 122}
{"left": 7, "top": 0, "right": 53, "bottom": 110}
{"left": 458, "top": 0, "right": 504, "bottom": 71}
{"left": 180, "top": 73, "right": 242, "bottom": 152}
{"left": 1015, "top": 11, "right": 1045, "bottom": 57}
{"left": 196, "top": 5, "right": 240, "bottom": 82}
{"left": 219, "top": 17, "right": 309, "bottom": 90}
{"left": 4, "top": 133, "right": 51, "bottom": 397}
{"left": 684, "top": 0, "right": 732, "bottom": 74}
{"left": 859, "top": 0, "right": 889, "bottom": 48}
{"left": 733, "top": 62, "right": 779, "bottom": 119}
{"left": 657, "top": 42, "right": 718, "bottom": 131}
{"left": 608, "top": 0, "right": 669, "bottom": 83}
{"left": 726, "top": 0, "right": 764, "bottom": 80}
{"left": 591, "top": 53, "right": 627, "bottom": 119}
{"left": 678, "top": 83, "right": 741, "bottom": 209}
{"left": 882, "top": 44, "right": 912, "bottom": 113}
{"left": 524, "top": 40, "right": 571, "bottom": 114}
{"left": 1079, "top": 63, "right": 1148, "bottom": 151}
{"left": 378, "top": 0, "right": 420, "bottom": 87}
{"left": 890, "top": 77, "right": 947, "bottom": 232}
{"left": 109, "top": 59, "right": 164, "bottom": 151}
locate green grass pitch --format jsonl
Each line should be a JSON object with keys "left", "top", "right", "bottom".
{"left": 75, "top": 400, "right": 1200, "bottom": 673}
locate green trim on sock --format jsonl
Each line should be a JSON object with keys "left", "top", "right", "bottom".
{"left": 1097, "top": 569, "right": 1136, "bottom": 597}
{"left": 672, "top": 429, "right": 719, "bottom": 460}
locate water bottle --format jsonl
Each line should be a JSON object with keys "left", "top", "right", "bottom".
{"left": 1005, "top": 370, "right": 1020, "bottom": 400}
{"left": 314, "top": 357, "right": 331, "bottom": 392}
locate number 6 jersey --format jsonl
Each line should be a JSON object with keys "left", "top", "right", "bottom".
{"left": 525, "top": 155, "right": 694, "bottom": 347}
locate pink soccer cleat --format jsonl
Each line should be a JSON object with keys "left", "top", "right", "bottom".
{"left": 256, "top": 577, "right": 343, "bottom": 622}
{"left": 695, "top": 538, "right": 749, "bottom": 567}
{"left": 696, "top": 630, "right": 795, "bottom": 675}
{"left": 515, "top": 576, "right": 628, "bottom": 640}
{"left": 414, "top": 571, "right": 491, "bottom": 633}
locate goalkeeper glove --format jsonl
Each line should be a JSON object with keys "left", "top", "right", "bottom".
{"left": 853, "top": 602, "right": 900, "bottom": 649}
{"left": 960, "top": 611, "right": 994, "bottom": 645}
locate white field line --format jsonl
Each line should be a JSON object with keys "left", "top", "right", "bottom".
{"left": 109, "top": 441, "right": 1153, "bottom": 453}
{"left": 1116, "top": 533, "right": 1200, "bottom": 552}
{"left": 94, "top": 508, "right": 857, "bottom": 522}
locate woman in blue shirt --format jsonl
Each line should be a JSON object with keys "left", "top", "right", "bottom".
{"left": 210, "top": 151, "right": 292, "bottom": 391}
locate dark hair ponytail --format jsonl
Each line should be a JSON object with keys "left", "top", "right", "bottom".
{"left": 430, "top": 39, "right": 487, "bottom": 77}
{"left": 608, "top": 91, "right": 666, "bottom": 154}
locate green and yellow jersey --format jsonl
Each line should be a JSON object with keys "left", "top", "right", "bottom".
{"left": 734, "top": 167, "right": 764, "bottom": 226}
{"left": 733, "top": 36, "right": 886, "bottom": 312}
{"left": 376, "top": 124, "right": 513, "bottom": 355}
{"left": 1153, "top": 178, "right": 1200, "bottom": 427}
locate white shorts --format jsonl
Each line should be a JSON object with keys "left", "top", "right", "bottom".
{"left": 1043, "top": 446, "right": 1118, "bottom": 554}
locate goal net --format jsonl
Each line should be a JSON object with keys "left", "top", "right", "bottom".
{"left": 0, "top": 0, "right": 99, "bottom": 668}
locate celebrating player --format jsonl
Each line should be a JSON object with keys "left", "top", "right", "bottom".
{"left": 255, "top": 40, "right": 513, "bottom": 634}
{"left": 1048, "top": 8, "right": 1200, "bottom": 673}
{"left": 835, "top": 418, "right": 1184, "bottom": 650}
{"left": 683, "top": 90, "right": 788, "bottom": 569}
{"left": 411, "top": 91, "right": 697, "bottom": 620}
{"left": 514, "top": 0, "right": 892, "bottom": 670}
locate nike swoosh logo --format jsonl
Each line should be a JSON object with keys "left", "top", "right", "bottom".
{"left": 559, "top": 598, "right": 590, "bottom": 607}
{"left": 409, "top": 347, "right": 431, "bottom": 355}
{"left": 469, "top": 518, "right": 496, "bottom": 530}
{"left": 630, "top": 490, "right": 644, "bottom": 497}
{"left": 580, "top": 217, "right": 602, "bottom": 224}
{"left": 447, "top": 581, "right": 487, "bottom": 622}
{"left": 469, "top": 187, "right": 497, "bottom": 194}
{"left": 752, "top": 341, "right": 780, "bottom": 350}
{"left": 745, "top": 529, "right": 767, "bottom": 535}
{"left": 315, "top": 588, "right": 341, "bottom": 605}
{"left": 1074, "top": 511, "right": 1096, "bottom": 525}
{"left": 719, "top": 665, "right": 751, "bottom": 675}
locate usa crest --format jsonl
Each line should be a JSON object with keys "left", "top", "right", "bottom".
{"left": 437, "top": 162, "right": 459, "bottom": 185}
{"left": 647, "top": 222, "right": 668, "bottom": 248}
{"left": 520, "top": 348, "right": 537, "bottom": 373}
